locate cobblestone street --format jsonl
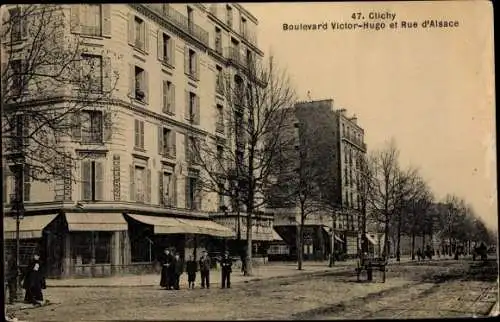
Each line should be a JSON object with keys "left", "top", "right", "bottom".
{"left": 7, "top": 258, "right": 497, "bottom": 321}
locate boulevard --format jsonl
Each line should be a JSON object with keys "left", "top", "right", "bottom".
{"left": 8, "top": 257, "right": 498, "bottom": 321}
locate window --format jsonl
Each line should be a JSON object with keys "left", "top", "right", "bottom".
{"left": 350, "top": 192, "right": 354, "bottom": 209}
{"left": 81, "top": 160, "right": 104, "bottom": 201}
{"left": 159, "top": 127, "right": 176, "bottom": 158}
{"left": 9, "top": 8, "right": 24, "bottom": 41}
{"left": 81, "top": 111, "right": 103, "bottom": 143}
{"left": 160, "top": 33, "right": 173, "bottom": 65}
{"left": 342, "top": 123, "right": 345, "bottom": 136}
{"left": 160, "top": 171, "right": 173, "bottom": 206}
{"left": 162, "top": 80, "right": 175, "bottom": 114}
{"left": 134, "top": 16, "right": 145, "bottom": 49}
{"left": 134, "top": 119, "right": 145, "bottom": 149}
{"left": 135, "top": 165, "right": 145, "bottom": 202}
{"left": 72, "top": 232, "right": 111, "bottom": 265}
{"left": 186, "top": 136, "right": 200, "bottom": 164}
{"left": 218, "top": 183, "right": 224, "bottom": 210}
{"left": 344, "top": 167, "right": 348, "bottom": 186}
{"left": 81, "top": 54, "right": 103, "bottom": 92}
{"left": 81, "top": 4, "right": 101, "bottom": 36}
{"left": 10, "top": 59, "right": 23, "bottom": 95}
{"left": 134, "top": 66, "right": 146, "bottom": 101}
{"left": 216, "top": 145, "right": 224, "bottom": 171}
{"left": 187, "top": 6, "right": 194, "bottom": 29}
{"left": 226, "top": 5, "right": 233, "bottom": 27}
{"left": 236, "top": 150, "right": 244, "bottom": 168}
{"left": 188, "top": 49, "right": 196, "bottom": 77}
{"left": 215, "top": 27, "right": 222, "bottom": 54}
{"left": 216, "top": 104, "right": 224, "bottom": 132}
{"left": 216, "top": 65, "right": 224, "bottom": 94}
{"left": 240, "top": 17, "right": 247, "bottom": 36}
{"left": 186, "top": 176, "right": 199, "bottom": 210}
{"left": 185, "top": 91, "right": 200, "bottom": 124}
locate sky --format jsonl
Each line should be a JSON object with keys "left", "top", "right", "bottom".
{"left": 243, "top": 1, "right": 497, "bottom": 230}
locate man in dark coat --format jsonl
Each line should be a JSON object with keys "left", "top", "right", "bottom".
{"left": 199, "top": 250, "right": 211, "bottom": 289}
{"left": 160, "top": 248, "right": 174, "bottom": 290}
{"left": 22, "top": 254, "right": 45, "bottom": 305}
{"left": 173, "top": 253, "right": 184, "bottom": 290}
{"left": 220, "top": 251, "right": 233, "bottom": 289}
{"left": 5, "top": 253, "right": 19, "bottom": 304}
{"left": 186, "top": 255, "right": 197, "bottom": 289}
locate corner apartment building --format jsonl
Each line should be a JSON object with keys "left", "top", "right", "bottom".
{"left": 269, "top": 99, "right": 367, "bottom": 260}
{"left": 2, "top": 3, "right": 271, "bottom": 277}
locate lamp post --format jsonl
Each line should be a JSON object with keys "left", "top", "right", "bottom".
{"left": 329, "top": 212, "right": 336, "bottom": 267}
{"left": 9, "top": 155, "right": 25, "bottom": 302}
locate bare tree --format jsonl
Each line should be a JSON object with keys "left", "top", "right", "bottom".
{"left": 440, "top": 194, "right": 468, "bottom": 255}
{"left": 1, "top": 4, "right": 120, "bottom": 187}
{"left": 355, "top": 153, "right": 376, "bottom": 261}
{"left": 194, "top": 54, "right": 296, "bottom": 275}
{"left": 368, "top": 139, "right": 409, "bottom": 260}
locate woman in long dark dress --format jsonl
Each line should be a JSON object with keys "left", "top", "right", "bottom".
{"left": 160, "top": 248, "right": 174, "bottom": 289}
{"left": 23, "top": 254, "right": 45, "bottom": 305}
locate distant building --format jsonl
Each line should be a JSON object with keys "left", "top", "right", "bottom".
{"left": 266, "top": 99, "right": 367, "bottom": 260}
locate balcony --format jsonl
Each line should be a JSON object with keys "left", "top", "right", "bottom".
{"left": 241, "top": 29, "right": 258, "bottom": 47}
{"left": 215, "top": 121, "right": 225, "bottom": 134}
{"left": 225, "top": 47, "right": 251, "bottom": 69}
{"left": 148, "top": 4, "right": 209, "bottom": 47}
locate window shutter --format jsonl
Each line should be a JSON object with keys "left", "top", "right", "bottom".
{"left": 162, "top": 80, "right": 168, "bottom": 113}
{"left": 194, "top": 95, "right": 200, "bottom": 125}
{"left": 140, "top": 121, "right": 145, "bottom": 149}
{"left": 95, "top": 161, "right": 104, "bottom": 200}
{"left": 171, "top": 174, "right": 177, "bottom": 207}
{"left": 170, "top": 38, "right": 175, "bottom": 66}
{"left": 70, "top": 5, "right": 81, "bottom": 34}
{"left": 170, "top": 83, "right": 176, "bottom": 114}
{"left": 144, "top": 23, "right": 150, "bottom": 53}
{"left": 101, "top": 4, "right": 111, "bottom": 37}
{"left": 143, "top": 69, "right": 149, "bottom": 103}
{"left": 129, "top": 165, "right": 135, "bottom": 201}
{"left": 185, "top": 176, "right": 191, "bottom": 209}
{"left": 184, "top": 134, "right": 190, "bottom": 163}
{"left": 184, "top": 45, "right": 189, "bottom": 74}
{"left": 157, "top": 29, "right": 163, "bottom": 61}
{"left": 194, "top": 178, "right": 201, "bottom": 210}
{"left": 72, "top": 112, "right": 81, "bottom": 141}
{"left": 134, "top": 119, "right": 139, "bottom": 147}
{"left": 158, "top": 171, "right": 164, "bottom": 205}
{"left": 23, "top": 165, "right": 30, "bottom": 202}
{"left": 195, "top": 54, "right": 200, "bottom": 80}
{"left": 129, "top": 63, "right": 135, "bottom": 98}
{"left": 158, "top": 125, "right": 163, "bottom": 155}
{"left": 2, "top": 165, "right": 7, "bottom": 203}
{"left": 102, "top": 57, "right": 111, "bottom": 92}
{"left": 169, "top": 131, "right": 176, "bottom": 157}
{"left": 184, "top": 90, "right": 190, "bottom": 120}
{"left": 146, "top": 169, "right": 151, "bottom": 203}
{"left": 127, "top": 13, "right": 135, "bottom": 46}
{"left": 82, "top": 160, "right": 92, "bottom": 200}
{"left": 103, "top": 111, "right": 112, "bottom": 141}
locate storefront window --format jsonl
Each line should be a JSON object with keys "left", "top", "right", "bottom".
{"left": 71, "top": 232, "right": 111, "bottom": 265}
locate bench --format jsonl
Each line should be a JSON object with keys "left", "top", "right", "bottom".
{"left": 356, "top": 257, "right": 387, "bottom": 283}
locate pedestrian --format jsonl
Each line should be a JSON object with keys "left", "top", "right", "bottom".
{"left": 416, "top": 248, "right": 422, "bottom": 261}
{"left": 173, "top": 253, "right": 183, "bottom": 290}
{"left": 240, "top": 247, "right": 247, "bottom": 276}
{"left": 220, "top": 251, "right": 233, "bottom": 289}
{"left": 199, "top": 250, "right": 211, "bottom": 289}
{"left": 186, "top": 255, "right": 197, "bottom": 289}
{"left": 160, "top": 248, "right": 174, "bottom": 290}
{"left": 22, "top": 253, "right": 46, "bottom": 306}
{"left": 5, "top": 253, "right": 19, "bottom": 304}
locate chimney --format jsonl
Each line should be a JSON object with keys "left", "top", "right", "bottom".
{"left": 351, "top": 114, "right": 357, "bottom": 124}
{"left": 338, "top": 108, "right": 347, "bottom": 116}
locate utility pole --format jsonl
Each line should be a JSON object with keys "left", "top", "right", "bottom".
{"left": 329, "top": 211, "right": 336, "bottom": 267}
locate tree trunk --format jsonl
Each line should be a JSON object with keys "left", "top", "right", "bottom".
{"left": 396, "top": 213, "right": 402, "bottom": 262}
{"left": 411, "top": 231, "right": 415, "bottom": 260}
{"left": 383, "top": 217, "right": 390, "bottom": 260}
{"left": 297, "top": 219, "right": 304, "bottom": 270}
{"left": 245, "top": 191, "right": 254, "bottom": 276}
{"left": 422, "top": 233, "right": 426, "bottom": 250}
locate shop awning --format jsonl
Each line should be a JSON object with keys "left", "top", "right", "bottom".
{"left": 272, "top": 229, "right": 283, "bottom": 241}
{"left": 127, "top": 214, "right": 195, "bottom": 234}
{"left": 65, "top": 213, "right": 127, "bottom": 231}
{"left": 366, "top": 233, "right": 377, "bottom": 245}
{"left": 4, "top": 214, "right": 58, "bottom": 239}
{"left": 321, "top": 225, "right": 344, "bottom": 243}
{"left": 177, "top": 218, "right": 235, "bottom": 238}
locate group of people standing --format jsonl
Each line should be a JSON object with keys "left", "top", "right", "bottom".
{"left": 159, "top": 248, "right": 234, "bottom": 290}
{"left": 5, "top": 253, "right": 46, "bottom": 306}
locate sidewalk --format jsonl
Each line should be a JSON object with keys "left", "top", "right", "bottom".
{"left": 47, "top": 260, "right": 358, "bottom": 288}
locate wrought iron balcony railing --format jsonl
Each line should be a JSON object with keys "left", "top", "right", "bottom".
{"left": 148, "top": 4, "right": 209, "bottom": 47}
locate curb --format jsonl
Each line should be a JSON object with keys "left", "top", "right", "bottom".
{"left": 46, "top": 266, "right": 351, "bottom": 288}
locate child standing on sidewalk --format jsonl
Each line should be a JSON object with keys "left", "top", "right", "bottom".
{"left": 186, "top": 255, "right": 197, "bottom": 289}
